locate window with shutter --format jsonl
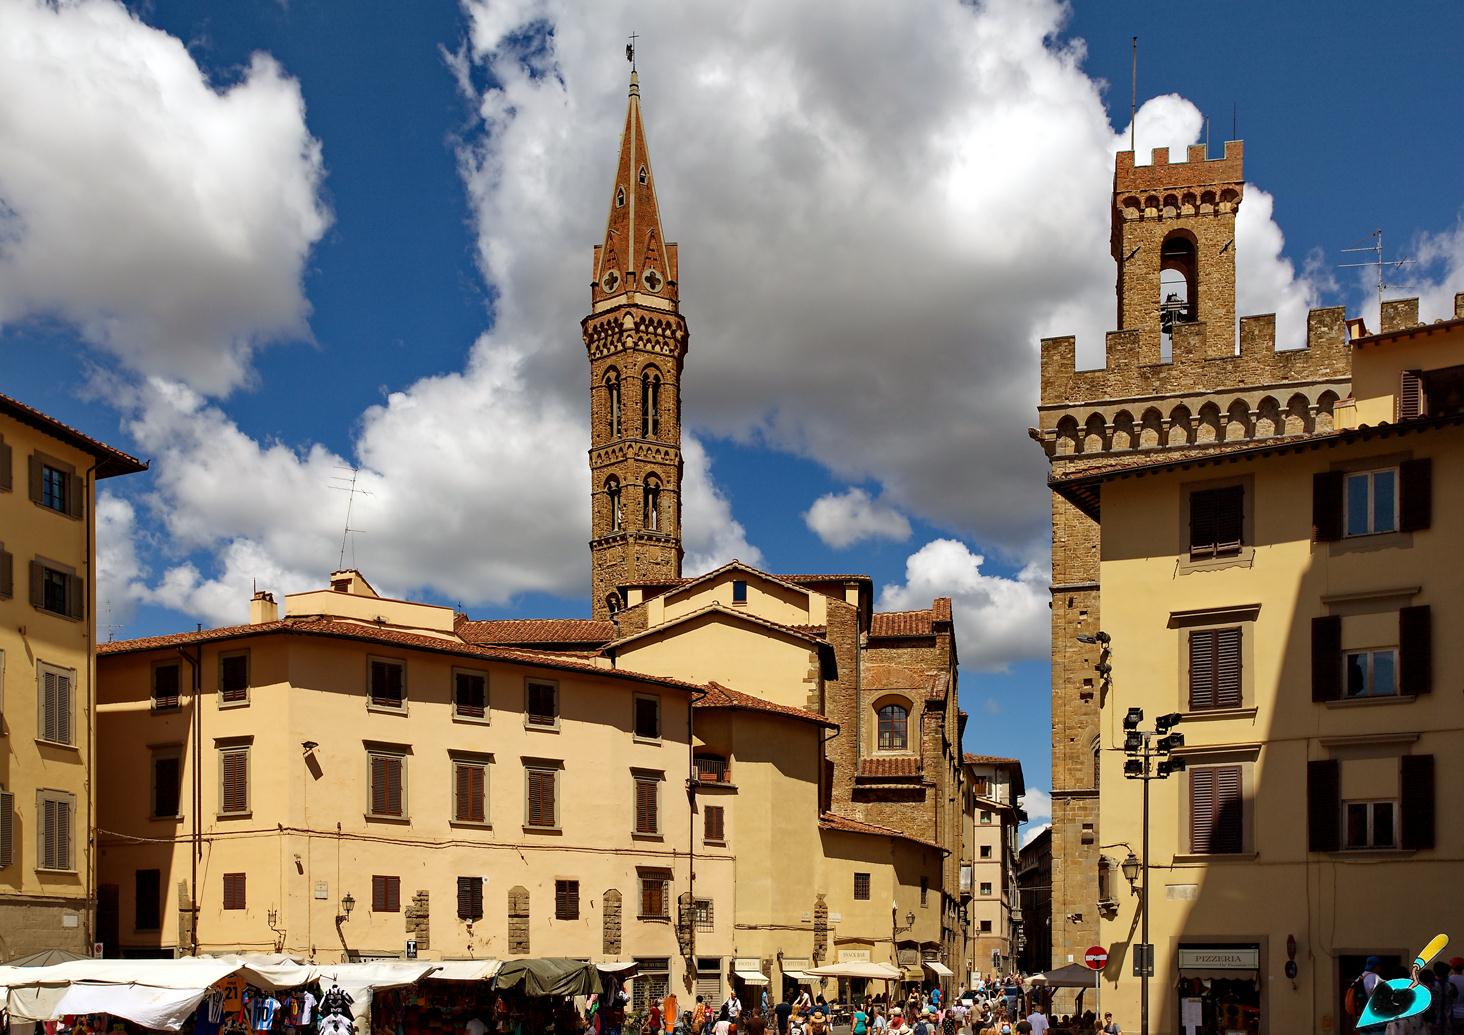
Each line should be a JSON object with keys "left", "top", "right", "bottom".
{"left": 369, "top": 754, "right": 405, "bottom": 818}
{"left": 457, "top": 876, "right": 483, "bottom": 920}
{"left": 1398, "top": 369, "right": 1424, "bottom": 420}
{"left": 634, "top": 778, "right": 658, "bottom": 835}
{"left": 634, "top": 695, "right": 660, "bottom": 739}
{"left": 526, "top": 681, "right": 558, "bottom": 727}
{"left": 454, "top": 670, "right": 487, "bottom": 718}
{"left": 0, "top": 789, "right": 12, "bottom": 869}
{"left": 0, "top": 546, "right": 12, "bottom": 598}
{"left": 135, "top": 869, "right": 162, "bottom": 930}
{"left": 37, "top": 792, "right": 72, "bottom": 871}
{"left": 372, "top": 875, "right": 401, "bottom": 912}
{"left": 853, "top": 872, "right": 871, "bottom": 900}
{"left": 1398, "top": 605, "right": 1432, "bottom": 697}
{"left": 0, "top": 436, "right": 10, "bottom": 492}
{"left": 1188, "top": 627, "right": 1243, "bottom": 710}
{"left": 526, "top": 769, "right": 557, "bottom": 828}
{"left": 1399, "top": 457, "right": 1432, "bottom": 532}
{"left": 1189, "top": 486, "right": 1244, "bottom": 558}
{"left": 454, "top": 761, "right": 487, "bottom": 824}
{"left": 1311, "top": 615, "right": 1342, "bottom": 702}
{"left": 219, "top": 653, "right": 250, "bottom": 704}
{"left": 219, "top": 748, "right": 250, "bottom": 815}
{"left": 1189, "top": 765, "right": 1243, "bottom": 854}
{"left": 639, "top": 875, "right": 668, "bottom": 917}
{"left": 152, "top": 663, "right": 181, "bottom": 710}
{"left": 368, "top": 659, "right": 405, "bottom": 709}
{"left": 222, "top": 873, "right": 246, "bottom": 910}
{"left": 704, "top": 806, "right": 725, "bottom": 843}
{"left": 1400, "top": 754, "right": 1435, "bottom": 851}
{"left": 1307, "top": 758, "right": 1340, "bottom": 852}
{"left": 37, "top": 665, "right": 73, "bottom": 746}
{"left": 39, "top": 566, "right": 69, "bottom": 617}
{"left": 152, "top": 755, "right": 181, "bottom": 819}
{"left": 1312, "top": 470, "right": 1344, "bottom": 542}
{"left": 555, "top": 879, "right": 579, "bottom": 920}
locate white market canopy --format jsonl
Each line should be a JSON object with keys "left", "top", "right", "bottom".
{"left": 806, "top": 962, "right": 903, "bottom": 981}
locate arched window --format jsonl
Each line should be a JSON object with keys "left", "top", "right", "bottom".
{"left": 638, "top": 165, "right": 648, "bottom": 185}
{"left": 604, "top": 369, "right": 622, "bottom": 438}
{"left": 606, "top": 476, "right": 622, "bottom": 532}
{"left": 877, "top": 704, "right": 909, "bottom": 751}
{"left": 615, "top": 186, "right": 625, "bottom": 208}
{"left": 605, "top": 592, "right": 622, "bottom": 617}
{"left": 644, "top": 475, "right": 661, "bottom": 531}
{"left": 641, "top": 368, "right": 662, "bottom": 438}
{"left": 1159, "top": 231, "right": 1198, "bottom": 361}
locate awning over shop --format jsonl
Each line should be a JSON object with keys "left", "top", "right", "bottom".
{"left": 923, "top": 962, "right": 954, "bottom": 979}
{"left": 51, "top": 983, "right": 208, "bottom": 1032}
{"left": 425, "top": 960, "right": 502, "bottom": 982}
{"left": 1029, "top": 963, "right": 1098, "bottom": 988}
{"left": 807, "top": 962, "right": 903, "bottom": 981}
{"left": 732, "top": 959, "right": 769, "bottom": 985}
{"left": 315, "top": 961, "right": 439, "bottom": 1023}
{"left": 493, "top": 958, "right": 600, "bottom": 997}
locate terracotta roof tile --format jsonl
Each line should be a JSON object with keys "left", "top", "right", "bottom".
{"left": 931, "top": 597, "right": 952, "bottom": 623}
{"left": 0, "top": 392, "right": 147, "bottom": 478}
{"left": 697, "top": 682, "right": 838, "bottom": 729}
{"left": 858, "top": 756, "right": 923, "bottom": 778}
{"left": 870, "top": 610, "right": 934, "bottom": 638}
{"left": 963, "top": 753, "right": 1021, "bottom": 766}
{"left": 99, "top": 616, "right": 702, "bottom": 695}
{"left": 456, "top": 617, "right": 616, "bottom": 646}
{"left": 602, "top": 604, "right": 826, "bottom": 652}
{"left": 925, "top": 672, "right": 950, "bottom": 701}
{"left": 817, "top": 812, "right": 943, "bottom": 852}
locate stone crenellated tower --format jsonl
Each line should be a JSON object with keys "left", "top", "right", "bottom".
{"left": 1035, "top": 140, "right": 1351, "bottom": 969}
{"left": 586, "top": 71, "right": 687, "bottom": 619}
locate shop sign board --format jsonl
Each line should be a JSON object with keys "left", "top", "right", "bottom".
{"left": 1177, "top": 947, "right": 1258, "bottom": 970}
{"left": 839, "top": 949, "right": 872, "bottom": 962}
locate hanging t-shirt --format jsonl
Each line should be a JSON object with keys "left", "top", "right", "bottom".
{"left": 252, "top": 996, "right": 282, "bottom": 1032}
{"left": 298, "top": 993, "right": 317, "bottom": 1026}
{"left": 320, "top": 988, "right": 355, "bottom": 1017}
{"left": 196, "top": 994, "right": 226, "bottom": 1035}
{"left": 318, "top": 1015, "right": 354, "bottom": 1035}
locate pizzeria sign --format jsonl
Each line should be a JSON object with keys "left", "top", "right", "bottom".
{"left": 1177, "top": 947, "right": 1259, "bottom": 970}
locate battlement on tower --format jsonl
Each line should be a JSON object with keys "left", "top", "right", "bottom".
{"left": 1040, "top": 306, "right": 1349, "bottom": 406}
{"left": 1114, "top": 140, "right": 1244, "bottom": 194}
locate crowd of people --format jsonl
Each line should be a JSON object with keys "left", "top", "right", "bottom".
{"left": 638, "top": 976, "right": 1124, "bottom": 1035}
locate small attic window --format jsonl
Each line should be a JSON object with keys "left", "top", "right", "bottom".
{"left": 638, "top": 166, "right": 648, "bottom": 184}
{"left": 332, "top": 578, "right": 351, "bottom": 592}
{"left": 732, "top": 580, "right": 748, "bottom": 605}
{"left": 615, "top": 186, "right": 626, "bottom": 208}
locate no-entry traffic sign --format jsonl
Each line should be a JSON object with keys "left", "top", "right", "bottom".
{"left": 1083, "top": 946, "right": 1108, "bottom": 971}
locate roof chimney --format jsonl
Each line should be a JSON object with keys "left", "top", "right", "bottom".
{"left": 250, "top": 590, "right": 278, "bottom": 625}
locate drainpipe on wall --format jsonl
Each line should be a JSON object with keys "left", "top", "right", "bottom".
{"left": 83, "top": 462, "right": 97, "bottom": 955}
{"left": 177, "top": 645, "right": 202, "bottom": 956}
{"left": 685, "top": 685, "right": 707, "bottom": 988}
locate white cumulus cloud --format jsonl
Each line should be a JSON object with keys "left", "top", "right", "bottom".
{"left": 0, "top": 0, "right": 330, "bottom": 394}
{"left": 1020, "top": 822, "right": 1051, "bottom": 850}
{"left": 1022, "top": 787, "right": 1052, "bottom": 824}
{"left": 804, "top": 487, "right": 912, "bottom": 549}
{"left": 879, "top": 539, "right": 1048, "bottom": 671}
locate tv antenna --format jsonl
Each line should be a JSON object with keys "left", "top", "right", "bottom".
{"left": 328, "top": 465, "right": 372, "bottom": 571}
{"left": 1339, "top": 229, "right": 1414, "bottom": 314}
{"left": 103, "top": 599, "right": 124, "bottom": 643}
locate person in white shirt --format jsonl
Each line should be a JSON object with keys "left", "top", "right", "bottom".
{"left": 1024, "top": 1004, "right": 1049, "bottom": 1035}
{"left": 725, "top": 995, "right": 743, "bottom": 1021}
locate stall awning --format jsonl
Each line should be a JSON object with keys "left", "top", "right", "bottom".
{"left": 923, "top": 962, "right": 954, "bottom": 978}
{"left": 426, "top": 960, "right": 502, "bottom": 982}
{"left": 733, "top": 959, "right": 769, "bottom": 985}
{"left": 51, "top": 983, "right": 206, "bottom": 1032}
{"left": 807, "top": 962, "right": 903, "bottom": 981}
{"left": 493, "top": 958, "right": 600, "bottom": 997}
{"left": 783, "top": 971, "right": 815, "bottom": 983}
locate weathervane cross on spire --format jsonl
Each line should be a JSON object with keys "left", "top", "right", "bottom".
{"left": 626, "top": 32, "right": 638, "bottom": 70}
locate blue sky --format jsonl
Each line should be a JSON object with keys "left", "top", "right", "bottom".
{"left": 4, "top": 0, "right": 1463, "bottom": 837}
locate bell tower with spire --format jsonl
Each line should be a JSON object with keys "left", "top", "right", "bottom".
{"left": 585, "top": 68, "right": 687, "bottom": 619}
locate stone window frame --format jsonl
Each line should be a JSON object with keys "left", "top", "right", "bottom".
{"left": 631, "top": 768, "right": 664, "bottom": 840}
{"left": 525, "top": 678, "right": 560, "bottom": 731}
{"left": 366, "top": 655, "right": 408, "bottom": 714}
{"left": 523, "top": 757, "right": 563, "bottom": 832}
{"left": 1168, "top": 603, "right": 1261, "bottom": 719}
{"left": 1325, "top": 449, "right": 1416, "bottom": 556}
{"left": 1176, "top": 472, "right": 1256, "bottom": 575}
{"left": 869, "top": 692, "right": 917, "bottom": 757}
{"left": 149, "top": 744, "right": 183, "bottom": 821}
{"left": 365, "top": 742, "right": 411, "bottom": 823}
{"left": 218, "top": 649, "right": 251, "bottom": 708}
{"left": 150, "top": 658, "right": 183, "bottom": 712}
{"left": 452, "top": 666, "right": 490, "bottom": 724}
{"left": 449, "top": 751, "right": 492, "bottom": 829}
{"left": 1172, "top": 744, "right": 1260, "bottom": 862}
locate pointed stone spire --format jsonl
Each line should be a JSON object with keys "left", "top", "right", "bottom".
{"left": 591, "top": 70, "right": 678, "bottom": 314}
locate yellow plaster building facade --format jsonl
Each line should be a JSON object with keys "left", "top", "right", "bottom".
{"left": 0, "top": 394, "right": 144, "bottom": 957}
{"left": 1039, "top": 136, "right": 1464, "bottom": 1033}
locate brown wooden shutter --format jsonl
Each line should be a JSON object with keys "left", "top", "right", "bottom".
{"left": 57, "top": 672, "right": 72, "bottom": 745}
{"left": 705, "top": 806, "right": 724, "bottom": 842}
{"left": 1189, "top": 768, "right": 1215, "bottom": 853}
{"left": 65, "top": 471, "right": 83, "bottom": 519}
{"left": 372, "top": 875, "right": 400, "bottom": 912}
{"left": 0, "top": 548, "right": 11, "bottom": 598}
{"left": 372, "top": 756, "right": 402, "bottom": 816}
{"left": 0, "top": 438, "right": 11, "bottom": 492}
{"left": 1313, "top": 471, "right": 1344, "bottom": 542}
{"left": 1188, "top": 630, "right": 1215, "bottom": 709}
{"left": 27, "top": 455, "right": 42, "bottom": 504}
{"left": 1399, "top": 458, "right": 1432, "bottom": 532}
{"left": 455, "top": 763, "right": 484, "bottom": 823}
{"left": 528, "top": 770, "right": 554, "bottom": 827}
{"left": 29, "top": 560, "right": 42, "bottom": 608}
{"left": 1400, "top": 754, "right": 1435, "bottom": 850}
{"left": 1215, "top": 628, "right": 1242, "bottom": 708}
{"left": 635, "top": 779, "right": 656, "bottom": 834}
{"left": 66, "top": 574, "right": 84, "bottom": 620}
{"left": 1212, "top": 765, "right": 1244, "bottom": 853}
{"left": 1398, "top": 605, "right": 1432, "bottom": 696}
{"left": 1398, "top": 369, "right": 1424, "bottom": 420}
{"left": 1311, "top": 615, "right": 1342, "bottom": 702}
{"left": 556, "top": 880, "right": 578, "bottom": 920}
{"left": 222, "top": 750, "right": 248, "bottom": 813}
{"left": 1189, "top": 492, "right": 1216, "bottom": 556}
{"left": 0, "top": 789, "right": 12, "bottom": 869}
{"left": 223, "top": 873, "right": 246, "bottom": 910}
{"left": 457, "top": 876, "right": 482, "bottom": 919}
{"left": 1307, "top": 758, "right": 1340, "bottom": 852}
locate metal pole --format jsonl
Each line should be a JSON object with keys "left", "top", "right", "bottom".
{"left": 1141, "top": 739, "right": 1151, "bottom": 1035}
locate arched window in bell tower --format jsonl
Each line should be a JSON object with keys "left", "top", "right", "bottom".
{"left": 604, "top": 368, "right": 622, "bottom": 438}
{"left": 1159, "top": 231, "right": 1198, "bottom": 360}
{"left": 641, "top": 367, "right": 662, "bottom": 438}
{"left": 606, "top": 476, "right": 622, "bottom": 532}
{"left": 606, "top": 592, "right": 622, "bottom": 617}
{"left": 644, "top": 475, "right": 661, "bottom": 531}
